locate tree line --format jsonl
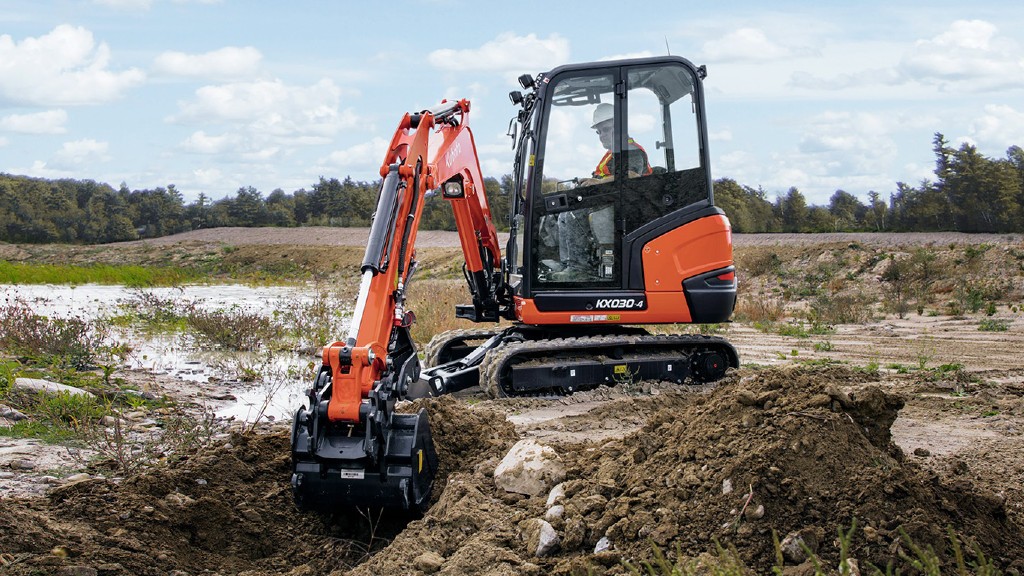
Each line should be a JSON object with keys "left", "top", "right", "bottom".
{"left": 715, "top": 134, "right": 1024, "bottom": 233}
{"left": 1, "top": 132, "right": 1021, "bottom": 244}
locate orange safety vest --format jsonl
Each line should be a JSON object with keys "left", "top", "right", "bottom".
{"left": 592, "top": 138, "right": 653, "bottom": 178}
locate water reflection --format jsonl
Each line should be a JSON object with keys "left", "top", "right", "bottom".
{"left": 1, "top": 283, "right": 348, "bottom": 422}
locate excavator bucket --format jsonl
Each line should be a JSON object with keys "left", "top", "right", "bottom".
{"left": 291, "top": 402, "right": 438, "bottom": 511}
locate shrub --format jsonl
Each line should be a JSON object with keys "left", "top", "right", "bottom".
{"left": 734, "top": 295, "right": 786, "bottom": 323}
{"left": 978, "top": 318, "right": 1010, "bottom": 332}
{"left": 0, "top": 299, "right": 106, "bottom": 368}
{"left": 186, "top": 307, "right": 284, "bottom": 351}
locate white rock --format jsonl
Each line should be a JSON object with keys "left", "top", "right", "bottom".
{"left": 544, "top": 505, "right": 564, "bottom": 522}
{"left": 494, "top": 439, "right": 566, "bottom": 496}
{"left": 0, "top": 404, "right": 28, "bottom": 421}
{"left": 594, "top": 536, "right": 612, "bottom": 553}
{"left": 13, "top": 378, "right": 95, "bottom": 398}
{"left": 722, "top": 478, "right": 733, "bottom": 494}
{"left": 546, "top": 482, "right": 566, "bottom": 507}
{"left": 531, "top": 519, "right": 560, "bottom": 557}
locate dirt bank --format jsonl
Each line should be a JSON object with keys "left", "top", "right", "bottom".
{"left": 1, "top": 365, "right": 1022, "bottom": 574}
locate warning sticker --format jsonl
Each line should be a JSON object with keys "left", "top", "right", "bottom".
{"left": 340, "top": 469, "right": 365, "bottom": 480}
{"left": 569, "top": 314, "right": 620, "bottom": 322}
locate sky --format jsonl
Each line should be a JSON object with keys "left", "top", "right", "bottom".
{"left": 1, "top": 1, "right": 1023, "bottom": 206}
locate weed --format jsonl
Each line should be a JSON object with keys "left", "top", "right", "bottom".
{"left": 737, "top": 249, "right": 782, "bottom": 277}
{"left": 0, "top": 360, "right": 17, "bottom": 395}
{"left": 186, "top": 307, "right": 284, "bottom": 351}
{"left": 78, "top": 409, "right": 222, "bottom": 474}
{"left": 0, "top": 298, "right": 107, "bottom": 369}
{"left": 116, "top": 288, "right": 196, "bottom": 331}
{"left": 277, "top": 280, "right": 350, "bottom": 353}
{"left": 406, "top": 278, "right": 481, "bottom": 345}
{"left": 813, "top": 341, "right": 834, "bottom": 352}
{"left": 978, "top": 318, "right": 1009, "bottom": 332}
{"left": 734, "top": 295, "right": 786, "bottom": 323}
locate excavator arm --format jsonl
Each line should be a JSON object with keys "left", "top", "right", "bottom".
{"left": 290, "top": 99, "right": 504, "bottom": 511}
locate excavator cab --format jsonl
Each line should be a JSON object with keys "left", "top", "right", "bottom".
{"left": 505, "top": 57, "right": 735, "bottom": 325}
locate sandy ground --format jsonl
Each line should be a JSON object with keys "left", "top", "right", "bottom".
{"left": 111, "top": 226, "right": 1022, "bottom": 249}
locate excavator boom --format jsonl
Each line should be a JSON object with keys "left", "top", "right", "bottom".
{"left": 291, "top": 99, "right": 504, "bottom": 511}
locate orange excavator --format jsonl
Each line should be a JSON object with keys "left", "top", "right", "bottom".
{"left": 290, "top": 55, "right": 739, "bottom": 511}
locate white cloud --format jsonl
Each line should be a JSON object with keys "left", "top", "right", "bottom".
{"left": 0, "top": 25, "right": 145, "bottom": 105}
{"left": 0, "top": 136, "right": 8, "bottom": 147}
{"left": 322, "top": 137, "right": 390, "bottom": 173}
{"left": 50, "top": 138, "right": 111, "bottom": 169}
{"left": 599, "top": 51, "right": 655, "bottom": 62}
{"left": 428, "top": 33, "right": 569, "bottom": 73}
{"left": 154, "top": 46, "right": 262, "bottom": 79}
{"left": 700, "top": 28, "right": 798, "bottom": 63}
{"left": 898, "top": 20, "right": 1024, "bottom": 90}
{"left": 180, "top": 130, "right": 241, "bottom": 154}
{"left": 709, "top": 130, "right": 733, "bottom": 142}
{"left": 969, "top": 104, "right": 1024, "bottom": 150}
{"left": 0, "top": 109, "right": 68, "bottom": 134}
{"left": 173, "top": 78, "right": 356, "bottom": 140}
{"left": 93, "top": 0, "right": 153, "bottom": 9}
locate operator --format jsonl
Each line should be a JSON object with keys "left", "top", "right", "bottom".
{"left": 581, "top": 103, "right": 652, "bottom": 186}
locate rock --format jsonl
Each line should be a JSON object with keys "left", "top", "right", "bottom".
{"left": 13, "top": 378, "right": 95, "bottom": 398}
{"left": 65, "top": 469, "right": 94, "bottom": 481}
{"left": 594, "top": 536, "right": 612, "bottom": 553}
{"left": 494, "top": 439, "right": 566, "bottom": 496}
{"left": 546, "top": 482, "right": 566, "bottom": 507}
{"left": 722, "top": 478, "right": 733, "bottom": 494}
{"left": 0, "top": 403, "right": 28, "bottom": 421}
{"left": 8, "top": 459, "right": 35, "bottom": 470}
{"left": 164, "top": 492, "right": 195, "bottom": 507}
{"left": 544, "top": 505, "right": 564, "bottom": 522}
{"left": 744, "top": 504, "right": 765, "bottom": 520}
{"left": 521, "top": 518, "right": 560, "bottom": 557}
{"left": 913, "top": 447, "right": 931, "bottom": 457}
{"left": 413, "top": 551, "right": 445, "bottom": 573}
{"left": 780, "top": 529, "right": 819, "bottom": 564}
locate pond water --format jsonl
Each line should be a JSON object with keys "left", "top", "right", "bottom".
{"left": 1, "top": 283, "right": 349, "bottom": 422}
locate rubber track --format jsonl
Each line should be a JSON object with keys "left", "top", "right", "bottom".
{"left": 479, "top": 333, "right": 737, "bottom": 399}
{"left": 422, "top": 327, "right": 502, "bottom": 368}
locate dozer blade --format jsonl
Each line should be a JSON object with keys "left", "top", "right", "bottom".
{"left": 291, "top": 406, "right": 439, "bottom": 512}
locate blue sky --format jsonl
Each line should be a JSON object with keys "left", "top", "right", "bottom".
{"left": 1, "top": 0, "right": 1023, "bottom": 205}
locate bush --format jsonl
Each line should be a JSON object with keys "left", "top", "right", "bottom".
{"left": 978, "top": 318, "right": 1010, "bottom": 332}
{"left": 186, "top": 307, "right": 284, "bottom": 351}
{"left": 0, "top": 299, "right": 106, "bottom": 368}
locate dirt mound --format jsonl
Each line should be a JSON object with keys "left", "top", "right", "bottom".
{"left": 550, "top": 366, "right": 1022, "bottom": 571}
{"left": 355, "top": 366, "right": 1024, "bottom": 575}
{"left": 1, "top": 367, "right": 1021, "bottom": 575}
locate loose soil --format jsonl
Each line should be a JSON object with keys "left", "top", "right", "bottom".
{"left": 2, "top": 229, "right": 1023, "bottom": 574}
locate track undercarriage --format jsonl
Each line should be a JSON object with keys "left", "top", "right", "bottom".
{"left": 422, "top": 325, "right": 740, "bottom": 398}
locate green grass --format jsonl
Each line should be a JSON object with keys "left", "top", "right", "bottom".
{"left": 0, "top": 260, "right": 200, "bottom": 287}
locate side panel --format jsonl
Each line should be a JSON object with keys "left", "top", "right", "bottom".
{"left": 642, "top": 214, "right": 733, "bottom": 292}
{"left": 516, "top": 214, "right": 733, "bottom": 325}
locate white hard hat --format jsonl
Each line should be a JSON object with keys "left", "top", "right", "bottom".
{"left": 591, "top": 103, "right": 613, "bottom": 128}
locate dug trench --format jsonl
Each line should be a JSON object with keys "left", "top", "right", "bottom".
{"left": 1, "top": 365, "right": 1022, "bottom": 575}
